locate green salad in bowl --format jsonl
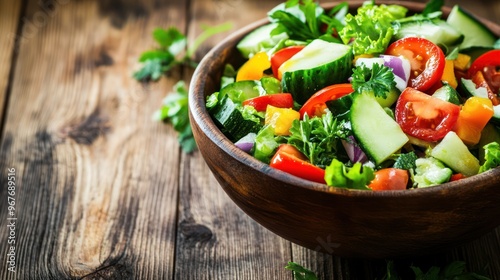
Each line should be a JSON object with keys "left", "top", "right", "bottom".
{"left": 205, "top": 0, "right": 500, "bottom": 191}
{"left": 188, "top": 0, "right": 500, "bottom": 258}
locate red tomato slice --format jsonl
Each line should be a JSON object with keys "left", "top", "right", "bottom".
{"left": 385, "top": 37, "right": 445, "bottom": 92}
{"left": 299, "top": 83, "right": 354, "bottom": 119}
{"left": 270, "top": 46, "right": 305, "bottom": 80}
{"left": 468, "top": 49, "right": 500, "bottom": 96}
{"left": 242, "top": 93, "right": 294, "bottom": 112}
{"left": 395, "top": 87, "right": 460, "bottom": 142}
{"left": 270, "top": 144, "right": 326, "bottom": 184}
{"left": 368, "top": 168, "right": 409, "bottom": 191}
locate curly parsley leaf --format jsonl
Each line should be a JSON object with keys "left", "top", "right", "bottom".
{"left": 324, "top": 159, "right": 374, "bottom": 190}
{"left": 351, "top": 63, "right": 396, "bottom": 99}
{"left": 285, "top": 262, "right": 318, "bottom": 280}
{"left": 288, "top": 111, "right": 348, "bottom": 168}
{"left": 153, "top": 81, "right": 196, "bottom": 153}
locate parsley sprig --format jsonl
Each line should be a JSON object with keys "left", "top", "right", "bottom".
{"left": 134, "top": 23, "right": 232, "bottom": 81}
{"left": 351, "top": 63, "right": 396, "bottom": 99}
{"left": 288, "top": 110, "right": 349, "bottom": 168}
{"left": 135, "top": 24, "right": 232, "bottom": 152}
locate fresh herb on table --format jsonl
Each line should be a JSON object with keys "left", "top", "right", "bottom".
{"left": 285, "top": 262, "right": 318, "bottom": 280}
{"left": 135, "top": 23, "right": 232, "bottom": 152}
{"left": 153, "top": 81, "right": 196, "bottom": 153}
{"left": 285, "top": 260, "right": 491, "bottom": 280}
{"left": 383, "top": 260, "right": 491, "bottom": 280}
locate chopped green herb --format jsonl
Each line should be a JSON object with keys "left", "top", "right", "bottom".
{"left": 134, "top": 24, "right": 232, "bottom": 81}
{"left": 288, "top": 110, "right": 348, "bottom": 168}
{"left": 351, "top": 63, "right": 396, "bottom": 99}
{"left": 285, "top": 262, "right": 318, "bottom": 280}
{"left": 153, "top": 81, "right": 196, "bottom": 153}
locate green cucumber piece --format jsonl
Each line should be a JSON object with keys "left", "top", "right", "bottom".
{"left": 212, "top": 96, "right": 263, "bottom": 142}
{"left": 350, "top": 93, "right": 409, "bottom": 165}
{"left": 220, "top": 80, "right": 265, "bottom": 103}
{"left": 414, "top": 157, "right": 453, "bottom": 188}
{"left": 446, "top": 5, "right": 497, "bottom": 49}
{"left": 326, "top": 94, "right": 353, "bottom": 120}
{"left": 280, "top": 39, "right": 352, "bottom": 105}
{"left": 393, "top": 18, "right": 464, "bottom": 48}
{"left": 236, "top": 23, "right": 289, "bottom": 59}
{"left": 432, "top": 83, "right": 461, "bottom": 105}
{"left": 430, "top": 131, "right": 480, "bottom": 176}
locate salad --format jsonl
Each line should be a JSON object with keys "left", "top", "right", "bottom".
{"left": 205, "top": 0, "right": 500, "bottom": 191}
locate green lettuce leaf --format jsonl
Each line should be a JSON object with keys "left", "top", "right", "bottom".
{"left": 324, "top": 159, "right": 374, "bottom": 190}
{"left": 479, "top": 142, "right": 500, "bottom": 173}
{"left": 339, "top": 3, "right": 407, "bottom": 56}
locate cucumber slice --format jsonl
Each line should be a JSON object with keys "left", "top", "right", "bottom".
{"left": 212, "top": 96, "right": 263, "bottom": 141}
{"left": 393, "top": 18, "right": 464, "bottom": 48}
{"left": 446, "top": 5, "right": 497, "bottom": 49}
{"left": 279, "top": 39, "right": 352, "bottom": 105}
{"left": 432, "top": 83, "right": 461, "bottom": 105}
{"left": 414, "top": 157, "right": 453, "bottom": 188}
{"left": 236, "top": 23, "right": 288, "bottom": 59}
{"left": 350, "top": 93, "right": 409, "bottom": 165}
{"left": 220, "top": 80, "right": 265, "bottom": 103}
{"left": 430, "top": 131, "right": 480, "bottom": 176}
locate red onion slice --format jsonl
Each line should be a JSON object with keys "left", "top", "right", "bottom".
{"left": 341, "top": 136, "right": 368, "bottom": 163}
{"left": 234, "top": 133, "right": 257, "bottom": 153}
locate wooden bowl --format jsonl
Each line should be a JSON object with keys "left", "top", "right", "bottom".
{"left": 189, "top": 1, "right": 500, "bottom": 258}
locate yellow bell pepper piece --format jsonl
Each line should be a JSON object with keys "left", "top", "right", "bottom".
{"left": 236, "top": 52, "right": 271, "bottom": 82}
{"left": 453, "top": 53, "right": 471, "bottom": 71}
{"left": 441, "top": 59, "right": 458, "bottom": 89}
{"left": 453, "top": 96, "right": 494, "bottom": 146}
{"left": 265, "top": 105, "right": 300, "bottom": 136}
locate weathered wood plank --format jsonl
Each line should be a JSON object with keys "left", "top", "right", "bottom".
{"left": 0, "top": 0, "right": 187, "bottom": 278}
{"left": 174, "top": 0, "right": 293, "bottom": 279}
{"left": 0, "top": 1, "right": 23, "bottom": 126}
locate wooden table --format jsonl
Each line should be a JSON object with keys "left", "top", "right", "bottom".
{"left": 0, "top": 0, "right": 499, "bottom": 279}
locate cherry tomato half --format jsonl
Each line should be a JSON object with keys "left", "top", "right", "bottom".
{"left": 270, "top": 46, "right": 305, "bottom": 80}
{"left": 468, "top": 50, "right": 500, "bottom": 105}
{"left": 395, "top": 87, "right": 460, "bottom": 142}
{"left": 299, "top": 83, "right": 354, "bottom": 119}
{"left": 270, "top": 144, "right": 326, "bottom": 184}
{"left": 385, "top": 37, "right": 445, "bottom": 92}
{"left": 242, "top": 93, "right": 294, "bottom": 112}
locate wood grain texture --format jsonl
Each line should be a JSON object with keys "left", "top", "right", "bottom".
{"left": 0, "top": 0, "right": 22, "bottom": 125}
{"left": 0, "top": 0, "right": 187, "bottom": 279}
{"left": 175, "top": 1, "right": 293, "bottom": 279}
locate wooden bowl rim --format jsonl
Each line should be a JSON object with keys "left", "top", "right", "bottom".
{"left": 189, "top": 0, "right": 500, "bottom": 198}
